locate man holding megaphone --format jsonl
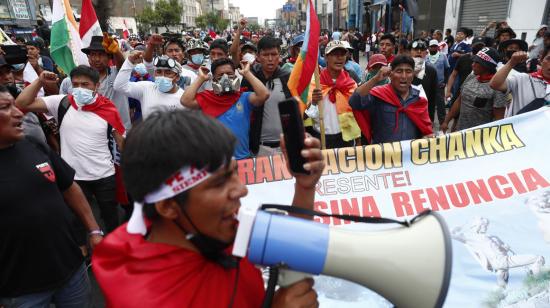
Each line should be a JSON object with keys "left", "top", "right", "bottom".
{"left": 91, "top": 110, "right": 325, "bottom": 307}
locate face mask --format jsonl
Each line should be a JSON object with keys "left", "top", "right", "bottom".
{"left": 212, "top": 74, "right": 241, "bottom": 95}
{"left": 191, "top": 54, "right": 204, "bottom": 65}
{"left": 155, "top": 76, "right": 174, "bottom": 93}
{"left": 242, "top": 53, "right": 256, "bottom": 63}
{"left": 175, "top": 210, "right": 237, "bottom": 269}
{"left": 72, "top": 87, "right": 95, "bottom": 107}
{"left": 134, "top": 63, "right": 148, "bottom": 76}
{"left": 429, "top": 50, "right": 438, "bottom": 55}
{"left": 38, "top": 57, "right": 43, "bottom": 68}
{"left": 12, "top": 64, "right": 24, "bottom": 71}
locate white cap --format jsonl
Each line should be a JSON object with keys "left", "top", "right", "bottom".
{"left": 429, "top": 39, "right": 439, "bottom": 47}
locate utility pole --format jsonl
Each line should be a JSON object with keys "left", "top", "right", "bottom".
{"left": 210, "top": 0, "right": 214, "bottom": 12}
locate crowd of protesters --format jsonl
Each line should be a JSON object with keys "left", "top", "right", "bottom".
{"left": 0, "top": 15, "right": 549, "bottom": 307}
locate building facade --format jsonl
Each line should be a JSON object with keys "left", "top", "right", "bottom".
{"left": 444, "top": 0, "right": 549, "bottom": 43}
{"left": 228, "top": 3, "right": 240, "bottom": 28}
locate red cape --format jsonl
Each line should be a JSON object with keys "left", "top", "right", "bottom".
{"left": 353, "top": 84, "right": 433, "bottom": 143}
{"left": 531, "top": 69, "right": 550, "bottom": 84}
{"left": 92, "top": 224, "right": 264, "bottom": 308}
{"left": 196, "top": 90, "right": 242, "bottom": 118}
{"left": 68, "top": 95, "right": 125, "bottom": 134}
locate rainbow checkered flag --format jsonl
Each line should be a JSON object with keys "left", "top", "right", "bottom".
{"left": 287, "top": 0, "right": 320, "bottom": 110}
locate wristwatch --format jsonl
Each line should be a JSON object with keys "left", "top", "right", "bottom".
{"left": 89, "top": 229, "right": 105, "bottom": 236}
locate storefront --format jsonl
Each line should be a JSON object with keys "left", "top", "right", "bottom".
{"left": 0, "top": 0, "right": 38, "bottom": 41}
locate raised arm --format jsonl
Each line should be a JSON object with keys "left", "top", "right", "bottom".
{"left": 143, "top": 34, "right": 164, "bottom": 63}
{"left": 239, "top": 61, "right": 269, "bottom": 106}
{"left": 446, "top": 69, "right": 458, "bottom": 100}
{"left": 354, "top": 66, "right": 390, "bottom": 97}
{"left": 15, "top": 71, "right": 58, "bottom": 113}
{"left": 180, "top": 66, "right": 209, "bottom": 109}
{"left": 490, "top": 51, "right": 528, "bottom": 93}
{"left": 113, "top": 52, "right": 145, "bottom": 99}
{"left": 230, "top": 19, "right": 246, "bottom": 66}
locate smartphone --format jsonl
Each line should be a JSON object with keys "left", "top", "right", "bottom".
{"left": 278, "top": 98, "right": 309, "bottom": 174}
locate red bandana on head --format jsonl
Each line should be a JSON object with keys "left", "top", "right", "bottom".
{"left": 352, "top": 84, "right": 433, "bottom": 143}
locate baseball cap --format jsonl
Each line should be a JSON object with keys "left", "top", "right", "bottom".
{"left": 473, "top": 47, "right": 500, "bottom": 70}
{"left": 429, "top": 39, "right": 439, "bottom": 47}
{"left": 325, "top": 40, "right": 348, "bottom": 55}
{"left": 367, "top": 54, "right": 388, "bottom": 69}
{"left": 341, "top": 40, "right": 353, "bottom": 50}
{"left": 291, "top": 34, "right": 305, "bottom": 47}
{"left": 241, "top": 41, "right": 257, "bottom": 52}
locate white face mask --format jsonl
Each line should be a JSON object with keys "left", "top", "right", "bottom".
{"left": 242, "top": 53, "right": 256, "bottom": 64}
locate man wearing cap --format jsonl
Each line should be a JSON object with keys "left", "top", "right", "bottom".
{"left": 428, "top": 39, "right": 450, "bottom": 124}
{"left": 350, "top": 55, "right": 433, "bottom": 144}
{"left": 180, "top": 38, "right": 207, "bottom": 77}
{"left": 16, "top": 67, "right": 126, "bottom": 243}
{"left": 127, "top": 34, "right": 141, "bottom": 49}
{"left": 59, "top": 35, "right": 131, "bottom": 130}
{"left": 440, "top": 47, "right": 506, "bottom": 132}
{"left": 363, "top": 54, "right": 389, "bottom": 85}
{"left": 490, "top": 47, "right": 550, "bottom": 117}
{"left": 25, "top": 39, "right": 55, "bottom": 73}
{"left": 305, "top": 40, "right": 361, "bottom": 149}
{"left": 495, "top": 27, "right": 516, "bottom": 47}
{"left": 498, "top": 38, "right": 529, "bottom": 74}
{"left": 408, "top": 40, "right": 438, "bottom": 121}
{"left": 281, "top": 34, "right": 304, "bottom": 71}
{"left": 342, "top": 40, "right": 363, "bottom": 83}
{"left": 114, "top": 53, "right": 185, "bottom": 120}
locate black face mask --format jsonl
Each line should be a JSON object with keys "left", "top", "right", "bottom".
{"left": 505, "top": 50, "right": 517, "bottom": 60}
{"left": 429, "top": 50, "right": 438, "bottom": 55}
{"left": 175, "top": 210, "right": 238, "bottom": 269}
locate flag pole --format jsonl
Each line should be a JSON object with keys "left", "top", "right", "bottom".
{"left": 314, "top": 64, "right": 325, "bottom": 150}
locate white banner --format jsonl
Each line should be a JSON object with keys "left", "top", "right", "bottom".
{"left": 238, "top": 107, "right": 550, "bottom": 307}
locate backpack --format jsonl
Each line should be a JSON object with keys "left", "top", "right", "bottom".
{"left": 57, "top": 96, "right": 115, "bottom": 160}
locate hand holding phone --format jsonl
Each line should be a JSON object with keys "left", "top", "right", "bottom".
{"left": 278, "top": 98, "right": 309, "bottom": 174}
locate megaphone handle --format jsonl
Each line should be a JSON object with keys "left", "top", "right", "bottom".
{"left": 278, "top": 269, "right": 312, "bottom": 287}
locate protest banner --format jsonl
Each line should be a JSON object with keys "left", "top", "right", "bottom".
{"left": 238, "top": 107, "right": 550, "bottom": 307}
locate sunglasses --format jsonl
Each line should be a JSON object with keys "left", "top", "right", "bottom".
{"left": 153, "top": 57, "right": 176, "bottom": 68}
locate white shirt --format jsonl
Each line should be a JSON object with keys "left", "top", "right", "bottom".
{"left": 114, "top": 59, "right": 186, "bottom": 119}
{"left": 305, "top": 95, "right": 341, "bottom": 135}
{"left": 43, "top": 95, "right": 115, "bottom": 181}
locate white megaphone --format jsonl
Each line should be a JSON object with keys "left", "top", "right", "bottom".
{"left": 233, "top": 206, "right": 452, "bottom": 308}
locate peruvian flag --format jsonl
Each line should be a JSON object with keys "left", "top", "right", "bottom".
{"left": 79, "top": 0, "right": 102, "bottom": 48}
{"left": 122, "top": 19, "right": 129, "bottom": 39}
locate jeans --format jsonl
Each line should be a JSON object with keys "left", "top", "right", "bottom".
{"left": 75, "top": 175, "right": 119, "bottom": 244}
{"left": 429, "top": 86, "right": 447, "bottom": 124}
{"left": 0, "top": 263, "right": 91, "bottom": 308}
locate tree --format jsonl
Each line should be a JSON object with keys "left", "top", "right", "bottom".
{"left": 136, "top": 0, "right": 183, "bottom": 32}
{"left": 155, "top": 0, "right": 183, "bottom": 31}
{"left": 195, "top": 11, "right": 230, "bottom": 32}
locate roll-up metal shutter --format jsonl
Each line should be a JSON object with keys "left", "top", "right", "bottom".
{"left": 459, "top": 0, "right": 510, "bottom": 36}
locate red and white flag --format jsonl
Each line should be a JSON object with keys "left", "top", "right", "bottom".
{"left": 122, "top": 19, "right": 129, "bottom": 39}
{"left": 79, "top": 0, "right": 102, "bottom": 48}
